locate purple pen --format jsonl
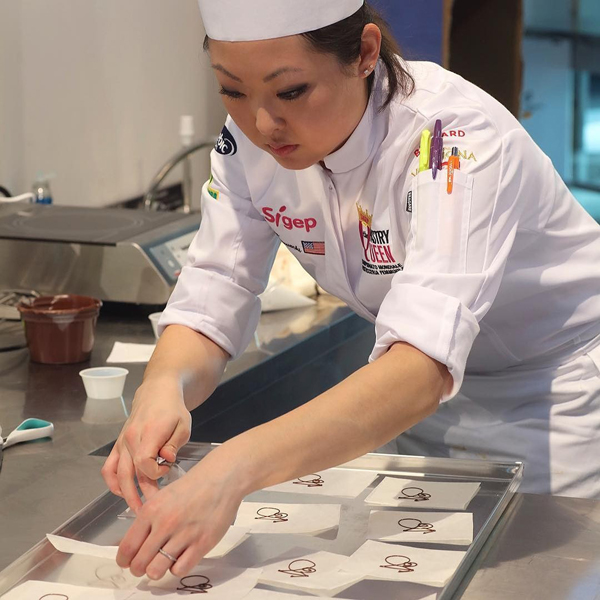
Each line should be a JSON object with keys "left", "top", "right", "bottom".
{"left": 431, "top": 119, "right": 443, "bottom": 180}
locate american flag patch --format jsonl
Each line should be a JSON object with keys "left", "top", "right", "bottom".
{"left": 302, "top": 241, "right": 325, "bottom": 255}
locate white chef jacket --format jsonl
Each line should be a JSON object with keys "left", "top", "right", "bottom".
{"left": 161, "top": 60, "right": 600, "bottom": 399}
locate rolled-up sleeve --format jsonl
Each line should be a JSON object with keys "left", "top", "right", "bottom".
{"left": 371, "top": 114, "right": 528, "bottom": 400}
{"left": 158, "top": 119, "right": 280, "bottom": 358}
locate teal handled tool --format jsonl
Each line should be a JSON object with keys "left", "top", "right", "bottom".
{"left": 1, "top": 418, "right": 54, "bottom": 450}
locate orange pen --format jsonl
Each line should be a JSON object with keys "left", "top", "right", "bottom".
{"left": 447, "top": 146, "right": 460, "bottom": 194}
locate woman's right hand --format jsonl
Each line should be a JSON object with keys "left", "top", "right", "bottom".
{"left": 101, "top": 377, "right": 192, "bottom": 513}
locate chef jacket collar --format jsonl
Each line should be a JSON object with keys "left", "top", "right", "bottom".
{"left": 322, "top": 62, "right": 385, "bottom": 174}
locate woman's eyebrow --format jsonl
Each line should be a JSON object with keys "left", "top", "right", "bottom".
{"left": 212, "top": 63, "right": 242, "bottom": 82}
{"left": 263, "top": 67, "right": 303, "bottom": 83}
{"left": 211, "top": 64, "right": 303, "bottom": 83}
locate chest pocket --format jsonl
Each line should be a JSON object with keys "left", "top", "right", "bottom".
{"left": 406, "top": 169, "right": 474, "bottom": 274}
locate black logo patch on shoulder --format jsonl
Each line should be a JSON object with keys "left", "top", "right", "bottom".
{"left": 215, "top": 125, "right": 237, "bottom": 156}
{"left": 406, "top": 190, "right": 412, "bottom": 213}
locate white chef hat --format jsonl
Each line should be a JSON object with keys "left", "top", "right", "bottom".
{"left": 198, "top": 0, "right": 365, "bottom": 42}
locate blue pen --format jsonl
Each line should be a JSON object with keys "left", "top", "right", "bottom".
{"left": 430, "top": 119, "right": 443, "bottom": 180}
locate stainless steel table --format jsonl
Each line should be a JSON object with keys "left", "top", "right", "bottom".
{"left": 0, "top": 295, "right": 371, "bottom": 569}
{"left": 1, "top": 297, "right": 600, "bottom": 598}
{"left": 458, "top": 492, "right": 600, "bottom": 599}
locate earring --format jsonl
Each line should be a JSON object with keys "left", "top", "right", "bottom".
{"left": 363, "top": 64, "right": 373, "bottom": 75}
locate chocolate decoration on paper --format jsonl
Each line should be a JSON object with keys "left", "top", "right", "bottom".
{"left": 255, "top": 506, "right": 289, "bottom": 523}
{"left": 278, "top": 558, "right": 318, "bottom": 578}
{"left": 177, "top": 575, "right": 213, "bottom": 594}
{"left": 398, "top": 517, "right": 435, "bottom": 534}
{"left": 380, "top": 555, "right": 418, "bottom": 573}
{"left": 398, "top": 486, "right": 432, "bottom": 502}
{"left": 293, "top": 474, "right": 325, "bottom": 487}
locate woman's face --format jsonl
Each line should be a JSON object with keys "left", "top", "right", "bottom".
{"left": 208, "top": 35, "right": 369, "bottom": 170}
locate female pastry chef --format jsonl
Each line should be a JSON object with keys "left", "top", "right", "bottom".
{"left": 103, "top": 0, "right": 600, "bottom": 579}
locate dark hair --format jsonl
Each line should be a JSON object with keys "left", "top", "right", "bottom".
{"left": 301, "top": 3, "right": 415, "bottom": 110}
{"left": 203, "top": 2, "right": 414, "bottom": 111}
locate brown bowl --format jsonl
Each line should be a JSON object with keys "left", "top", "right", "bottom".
{"left": 17, "top": 294, "right": 102, "bottom": 364}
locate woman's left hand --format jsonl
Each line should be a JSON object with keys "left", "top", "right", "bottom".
{"left": 116, "top": 447, "right": 245, "bottom": 580}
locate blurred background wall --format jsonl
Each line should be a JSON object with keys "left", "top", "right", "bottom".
{"left": 520, "top": 0, "right": 600, "bottom": 216}
{"left": 0, "top": 0, "right": 599, "bottom": 217}
{"left": 0, "top": 0, "right": 225, "bottom": 208}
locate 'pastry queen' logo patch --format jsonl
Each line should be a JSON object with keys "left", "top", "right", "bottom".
{"left": 356, "top": 202, "right": 403, "bottom": 276}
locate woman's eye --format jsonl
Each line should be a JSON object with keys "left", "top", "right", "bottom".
{"left": 278, "top": 85, "right": 309, "bottom": 101}
{"left": 219, "top": 87, "right": 245, "bottom": 100}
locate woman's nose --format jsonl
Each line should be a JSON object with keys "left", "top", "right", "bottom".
{"left": 255, "top": 106, "right": 282, "bottom": 138}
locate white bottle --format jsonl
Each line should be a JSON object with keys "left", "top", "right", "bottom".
{"left": 32, "top": 173, "right": 54, "bottom": 205}
{"left": 180, "top": 116, "right": 195, "bottom": 213}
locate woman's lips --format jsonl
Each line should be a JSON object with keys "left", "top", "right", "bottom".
{"left": 268, "top": 144, "right": 299, "bottom": 157}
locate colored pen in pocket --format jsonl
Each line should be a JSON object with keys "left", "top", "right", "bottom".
{"left": 418, "top": 129, "right": 432, "bottom": 173}
{"left": 447, "top": 146, "right": 460, "bottom": 194}
{"left": 431, "top": 119, "right": 443, "bottom": 180}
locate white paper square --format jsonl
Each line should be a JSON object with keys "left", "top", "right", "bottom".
{"left": 106, "top": 342, "right": 156, "bottom": 364}
{"left": 205, "top": 526, "right": 251, "bottom": 558}
{"left": 47, "top": 527, "right": 250, "bottom": 562}
{"left": 339, "top": 540, "right": 466, "bottom": 587}
{"left": 264, "top": 469, "right": 378, "bottom": 498}
{"left": 47, "top": 534, "right": 118, "bottom": 561}
{"left": 235, "top": 502, "right": 341, "bottom": 535}
{"left": 365, "top": 477, "right": 480, "bottom": 510}
{"left": 258, "top": 550, "right": 364, "bottom": 596}
{"left": 145, "top": 565, "right": 261, "bottom": 599}
{"left": 51, "top": 553, "right": 143, "bottom": 590}
{"left": 1, "top": 580, "right": 131, "bottom": 599}
{"left": 245, "top": 589, "right": 330, "bottom": 599}
{"left": 106, "top": 342, "right": 156, "bottom": 363}
{"left": 367, "top": 510, "right": 473, "bottom": 545}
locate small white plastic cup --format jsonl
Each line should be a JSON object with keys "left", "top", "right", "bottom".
{"left": 148, "top": 312, "right": 163, "bottom": 340}
{"left": 79, "top": 367, "right": 129, "bottom": 400}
